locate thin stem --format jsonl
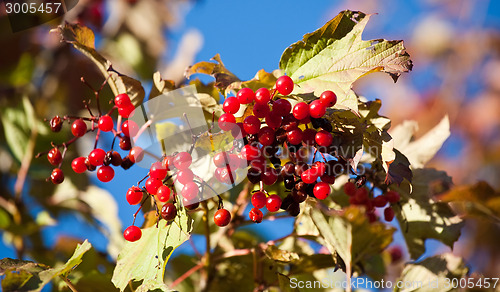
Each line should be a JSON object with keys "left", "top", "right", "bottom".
{"left": 132, "top": 119, "right": 153, "bottom": 144}
{"left": 60, "top": 276, "right": 79, "bottom": 292}
{"left": 170, "top": 262, "right": 204, "bottom": 288}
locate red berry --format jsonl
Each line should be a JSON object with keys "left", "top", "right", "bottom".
{"left": 177, "top": 169, "right": 194, "bottom": 185}
{"left": 121, "top": 120, "right": 138, "bottom": 137}
{"left": 50, "top": 116, "right": 63, "bottom": 132}
{"left": 249, "top": 208, "right": 263, "bottom": 223}
{"left": 384, "top": 207, "right": 395, "bottom": 221}
{"left": 145, "top": 178, "right": 162, "bottom": 194}
{"left": 281, "top": 114, "right": 299, "bottom": 131}
{"left": 286, "top": 128, "right": 303, "bottom": 145}
{"left": 344, "top": 182, "right": 357, "bottom": 196}
{"left": 97, "top": 166, "right": 114, "bottom": 182}
{"left": 217, "top": 166, "right": 236, "bottom": 184}
{"left": 312, "top": 161, "right": 326, "bottom": 176}
{"left": 309, "top": 100, "right": 326, "bottom": 118}
{"left": 236, "top": 88, "right": 255, "bottom": 104}
{"left": 98, "top": 115, "right": 114, "bottom": 132}
{"left": 71, "top": 119, "right": 87, "bottom": 137}
{"left": 355, "top": 188, "right": 369, "bottom": 203}
{"left": 265, "top": 113, "right": 282, "bottom": 129}
{"left": 320, "top": 90, "right": 337, "bottom": 107}
{"left": 118, "top": 104, "right": 135, "bottom": 118}
{"left": 115, "top": 93, "right": 132, "bottom": 108}
{"left": 252, "top": 102, "right": 270, "bottom": 118}
{"left": 119, "top": 136, "right": 132, "bottom": 150}
{"left": 315, "top": 130, "right": 333, "bottom": 147}
{"left": 173, "top": 152, "right": 192, "bottom": 170}
{"left": 214, "top": 209, "right": 231, "bottom": 227}
{"left": 50, "top": 168, "right": 64, "bottom": 184}
{"left": 258, "top": 126, "right": 275, "bottom": 146}
{"left": 71, "top": 157, "right": 87, "bottom": 173}
{"left": 129, "top": 147, "right": 144, "bottom": 163}
{"left": 126, "top": 186, "right": 143, "bottom": 205}
{"left": 292, "top": 102, "right": 310, "bottom": 120}
{"left": 213, "top": 152, "right": 229, "bottom": 168}
{"left": 150, "top": 161, "right": 167, "bottom": 180}
{"left": 313, "top": 182, "right": 330, "bottom": 200}
{"left": 162, "top": 155, "right": 173, "bottom": 170}
{"left": 266, "top": 194, "right": 282, "bottom": 212}
{"left": 161, "top": 203, "right": 177, "bottom": 221}
{"left": 301, "top": 169, "right": 319, "bottom": 184}
{"left": 181, "top": 181, "right": 199, "bottom": 200}
{"left": 251, "top": 191, "right": 267, "bottom": 209}
{"left": 243, "top": 115, "right": 261, "bottom": 135}
{"left": 373, "top": 196, "right": 388, "bottom": 208}
{"left": 385, "top": 191, "right": 401, "bottom": 203}
{"left": 123, "top": 225, "right": 141, "bottom": 242}
{"left": 302, "top": 128, "right": 317, "bottom": 145}
{"left": 321, "top": 174, "right": 336, "bottom": 184}
{"left": 241, "top": 144, "right": 260, "bottom": 161}
{"left": 261, "top": 167, "right": 278, "bottom": 186}
{"left": 218, "top": 113, "right": 236, "bottom": 131}
{"left": 223, "top": 96, "right": 241, "bottom": 114}
{"left": 156, "top": 185, "right": 171, "bottom": 202}
{"left": 272, "top": 99, "right": 292, "bottom": 117}
{"left": 276, "top": 75, "right": 294, "bottom": 96}
{"left": 89, "top": 148, "right": 106, "bottom": 166}
{"left": 254, "top": 88, "right": 271, "bottom": 104}
{"left": 47, "top": 148, "right": 62, "bottom": 166}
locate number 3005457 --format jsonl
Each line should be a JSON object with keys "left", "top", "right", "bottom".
{"left": 5, "top": 1, "right": 62, "bottom": 14}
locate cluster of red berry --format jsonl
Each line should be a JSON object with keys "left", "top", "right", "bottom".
{"left": 343, "top": 182, "right": 400, "bottom": 222}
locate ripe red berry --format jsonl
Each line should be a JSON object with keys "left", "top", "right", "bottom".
{"left": 156, "top": 185, "right": 171, "bottom": 202}
{"left": 89, "top": 148, "right": 106, "bottom": 166}
{"left": 249, "top": 208, "right": 263, "bottom": 223}
{"left": 276, "top": 75, "right": 294, "bottom": 96}
{"left": 302, "top": 128, "right": 317, "bottom": 145}
{"left": 254, "top": 88, "right": 271, "bottom": 104}
{"left": 385, "top": 191, "right": 401, "bottom": 203}
{"left": 258, "top": 126, "right": 275, "bottom": 146}
{"left": 150, "top": 161, "right": 167, "bottom": 180}
{"left": 50, "top": 116, "right": 63, "bottom": 132}
{"left": 320, "top": 90, "right": 337, "bottom": 107}
{"left": 354, "top": 188, "right": 369, "bottom": 203}
{"left": 47, "top": 148, "right": 62, "bottom": 166}
{"left": 97, "top": 166, "right": 114, "bottom": 182}
{"left": 241, "top": 144, "right": 260, "bottom": 161}
{"left": 118, "top": 104, "right": 135, "bottom": 118}
{"left": 121, "top": 120, "right": 138, "bottom": 137}
{"left": 272, "top": 99, "right": 292, "bottom": 117}
{"left": 119, "top": 136, "right": 132, "bottom": 151}
{"left": 373, "top": 195, "right": 388, "bottom": 208}
{"left": 343, "top": 182, "right": 357, "bottom": 196}
{"left": 313, "top": 182, "right": 330, "bottom": 200}
{"left": 292, "top": 102, "right": 310, "bottom": 120}
{"left": 266, "top": 194, "right": 282, "bottom": 212}
{"left": 71, "top": 157, "right": 87, "bottom": 173}
{"left": 71, "top": 119, "right": 87, "bottom": 137}
{"left": 301, "top": 169, "right": 319, "bottom": 184}
{"left": 321, "top": 174, "right": 336, "bottom": 184}
{"left": 252, "top": 102, "right": 270, "bottom": 118}
{"left": 161, "top": 203, "right": 177, "bottom": 221}
{"left": 236, "top": 88, "right": 255, "bottom": 104}
{"left": 181, "top": 181, "right": 199, "bottom": 200}
{"left": 315, "top": 130, "right": 333, "bottom": 147}
{"left": 218, "top": 113, "right": 236, "bottom": 131}
{"left": 309, "top": 100, "right": 327, "bottom": 118}
{"left": 384, "top": 207, "right": 395, "bottom": 221}
{"left": 173, "top": 152, "right": 192, "bottom": 170}
{"left": 251, "top": 191, "right": 267, "bottom": 209}
{"left": 177, "top": 169, "right": 194, "bottom": 185}
{"left": 265, "top": 113, "right": 282, "bottom": 129}
{"left": 129, "top": 147, "right": 144, "bottom": 163}
{"left": 50, "top": 168, "right": 64, "bottom": 184}
{"left": 145, "top": 178, "right": 162, "bottom": 195}
{"left": 223, "top": 96, "right": 241, "bottom": 114}
{"left": 287, "top": 128, "right": 303, "bottom": 145}
{"left": 115, "top": 93, "right": 132, "bottom": 108}
{"left": 123, "top": 225, "right": 141, "bottom": 242}
{"left": 126, "top": 186, "right": 143, "bottom": 205}
{"left": 98, "top": 115, "right": 114, "bottom": 132}
{"left": 243, "top": 115, "right": 261, "bottom": 135}
{"left": 214, "top": 209, "right": 231, "bottom": 227}
{"left": 261, "top": 168, "right": 278, "bottom": 186}
{"left": 213, "top": 152, "right": 229, "bottom": 168}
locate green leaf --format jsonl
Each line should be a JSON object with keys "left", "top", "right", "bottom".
{"left": 0, "top": 240, "right": 92, "bottom": 291}
{"left": 395, "top": 253, "right": 468, "bottom": 292}
{"left": 278, "top": 273, "right": 301, "bottom": 292}
{"left": 112, "top": 210, "right": 193, "bottom": 291}
{"left": 392, "top": 169, "right": 464, "bottom": 259}
{"left": 52, "top": 23, "right": 145, "bottom": 106}
{"left": 279, "top": 10, "right": 412, "bottom": 112}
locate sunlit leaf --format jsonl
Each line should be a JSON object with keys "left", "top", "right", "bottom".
{"left": 279, "top": 10, "right": 412, "bottom": 112}
{"left": 185, "top": 54, "right": 239, "bottom": 90}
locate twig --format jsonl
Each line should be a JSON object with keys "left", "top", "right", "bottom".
{"left": 170, "top": 262, "right": 204, "bottom": 288}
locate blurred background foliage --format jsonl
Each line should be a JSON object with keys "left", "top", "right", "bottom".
{"left": 1, "top": 0, "right": 500, "bottom": 290}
